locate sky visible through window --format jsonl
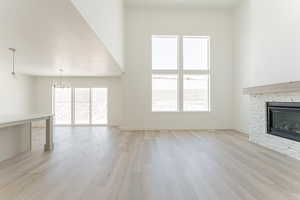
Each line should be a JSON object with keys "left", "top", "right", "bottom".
{"left": 152, "top": 36, "right": 178, "bottom": 69}
{"left": 54, "top": 88, "right": 72, "bottom": 125}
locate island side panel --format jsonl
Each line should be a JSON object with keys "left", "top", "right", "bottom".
{"left": 0, "top": 123, "right": 31, "bottom": 162}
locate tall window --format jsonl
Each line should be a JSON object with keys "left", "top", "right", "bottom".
{"left": 152, "top": 35, "right": 210, "bottom": 112}
{"left": 91, "top": 88, "right": 107, "bottom": 124}
{"left": 54, "top": 88, "right": 108, "bottom": 125}
{"left": 74, "top": 88, "right": 90, "bottom": 124}
{"left": 54, "top": 88, "right": 72, "bottom": 125}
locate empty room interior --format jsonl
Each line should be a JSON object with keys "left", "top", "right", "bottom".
{"left": 1, "top": 0, "right": 300, "bottom": 199}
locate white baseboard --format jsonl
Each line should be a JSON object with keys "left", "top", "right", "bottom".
{"left": 231, "top": 129, "right": 249, "bottom": 135}
{"left": 120, "top": 128, "right": 241, "bottom": 133}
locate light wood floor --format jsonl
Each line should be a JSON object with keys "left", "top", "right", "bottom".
{"left": 0, "top": 127, "right": 300, "bottom": 200}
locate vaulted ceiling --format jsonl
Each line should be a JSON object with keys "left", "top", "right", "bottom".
{"left": 0, "top": 0, "right": 240, "bottom": 77}
{"left": 0, "top": 0, "right": 122, "bottom": 76}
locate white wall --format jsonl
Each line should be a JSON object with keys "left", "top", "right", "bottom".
{"left": 33, "top": 77, "right": 123, "bottom": 126}
{"left": 233, "top": 0, "right": 300, "bottom": 133}
{"left": 0, "top": 72, "right": 34, "bottom": 115}
{"left": 249, "top": 0, "right": 300, "bottom": 87}
{"left": 123, "top": 7, "right": 233, "bottom": 130}
{"left": 71, "top": 0, "right": 124, "bottom": 69}
{"left": 232, "top": 1, "right": 252, "bottom": 134}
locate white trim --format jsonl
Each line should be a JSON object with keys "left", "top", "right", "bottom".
{"left": 89, "top": 88, "right": 92, "bottom": 125}
{"left": 178, "top": 35, "right": 183, "bottom": 112}
{"left": 52, "top": 86, "right": 56, "bottom": 124}
{"left": 182, "top": 70, "right": 210, "bottom": 74}
{"left": 71, "top": 88, "right": 75, "bottom": 125}
{"left": 152, "top": 70, "right": 178, "bottom": 74}
{"left": 207, "top": 37, "right": 211, "bottom": 112}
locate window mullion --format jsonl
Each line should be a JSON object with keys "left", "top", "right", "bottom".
{"left": 152, "top": 69, "right": 178, "bottom": 74}
{"left": 183, "top": 70, "right": 210, "bottom": 75}
{"left": 71, "top": 88, "right": 75, "bottom": 126}
{"left": 89, "top": 88, "right": 92, "bottom": 125}
{"left": 52, "top": 86, "right": 56, "bottom": 125}
{"left": 178, "top": 36, "right": 183, "bottom": 112}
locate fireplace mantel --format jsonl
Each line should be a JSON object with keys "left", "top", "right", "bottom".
{"left": 243, "top": 81, "right": 300, "bottom": 95}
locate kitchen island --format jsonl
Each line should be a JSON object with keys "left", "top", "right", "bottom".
{"left": 0, "top": 114, "right": 54, "bottom": 162}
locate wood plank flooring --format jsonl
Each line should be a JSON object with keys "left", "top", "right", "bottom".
{"left": 0, "top": 127, "right": 300, "bottom": 200}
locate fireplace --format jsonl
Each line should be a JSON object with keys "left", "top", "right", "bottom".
{"left": 267, "top": 102, "right": 300, "bottom": 142}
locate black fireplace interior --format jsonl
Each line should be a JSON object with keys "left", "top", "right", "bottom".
{"left": 267, "top": 102, "right": 300, "bottom": 142}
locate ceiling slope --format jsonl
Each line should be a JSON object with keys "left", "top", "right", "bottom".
{"left": 0, "top": 0, "right": 122, "bottom": 76}
{"left": 71, "top": 0, "right": 124, "bottom": 70}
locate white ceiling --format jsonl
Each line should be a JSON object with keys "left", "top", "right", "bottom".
{"left": 0, "top": 0, "right": 122, "bottom": 77}
{"left": 125, "top": 0, "right": 240, "bottom": 8}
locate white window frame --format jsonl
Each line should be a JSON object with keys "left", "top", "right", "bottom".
{"left": 53, "top": 87, "right": 108, "bottom": 126}
{"left": 151, "top": 35, "right": 211, "bottom": 112}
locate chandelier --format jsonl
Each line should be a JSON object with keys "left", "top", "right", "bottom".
{"left": 53, "top": 69, "right": 71, "bottom": 88}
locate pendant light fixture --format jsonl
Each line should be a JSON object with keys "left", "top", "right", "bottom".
{"left": 8, "top": 48, "right": 16, "bottom": 75}
{"left": 53, "top": 68, "right": 71, "bottom": 88}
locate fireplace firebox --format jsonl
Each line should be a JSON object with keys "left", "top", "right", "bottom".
{"left": 267, "top": 102, "right": 300, "bottom": 142}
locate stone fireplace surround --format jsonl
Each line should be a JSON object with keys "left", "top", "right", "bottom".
{"left": 244, "top": 81, "right": 300, "bottom": 160}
